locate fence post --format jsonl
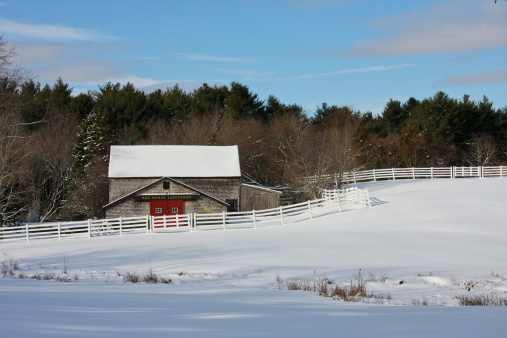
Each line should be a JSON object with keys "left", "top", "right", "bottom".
{"left": 192, "top": 213, "right": 196, "bottom": 231}
{"left": 307, "top": 200, "right": 313, "bottom": 220}
{"left": 373, "top": 169, "right": 376, "bottom": 182}
{"left": 412, "top": 167, "right": 415, "bottom": 179}
{"left": 392, "top": 168, "right": 395, "bottom": 180}
{"left": 26, "top": 223, "right": 30, "bottom": 243}
{"left": 58, "top": 222, "right": 61, "bottom": 240}
{"left": 223, "top": 211, "right": 226, "bottom": 230}
{"left": 337, "top": 193, "right": 342, "bottom": 213}
{"left": 176, "top": 214, "right": 180, "bottom": 228}
{"left": 501, "top": 166, "right": 504, "bottom": 178}
{"left": 431, "top": 167, "right": 434, "bottom": 179}
{"left": 480, "top": 166, "right": 484, "bottom": 178}
{"left": 88, "top": 219, "right": 92, "bottom": 238}
{"left": 119, "top": 217, "right": 122, "bottom": 235}
{"left": 280, "top": 206, "right": 285, "bottom": 225}
{"left": 252, "top": 210, "right": 257, "bottom": 228}
{"left": 353, "top": 171, "right": 356, "bottom": 183}
{"left": 146, "top": 216, "right": 150, "bottom": 233}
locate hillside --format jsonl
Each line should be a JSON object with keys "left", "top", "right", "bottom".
{"left": 1, "top": 178, "right": 507, "bottom": 337}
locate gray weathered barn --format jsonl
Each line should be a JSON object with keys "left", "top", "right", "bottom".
{"left": 103, "top": 145, "right": 280, "bottom": 218}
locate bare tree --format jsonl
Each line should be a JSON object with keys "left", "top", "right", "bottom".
{"left": 466, "top": 133, "right": 498, "bottom": 166}
{"left": 0, "top": 110, "right": 30, "bottom": 225}
{"left": 26, "top": 116, "right": 78, "bottom": 221}
{"left": 0, "top": 36, "right": 32, "bottom": 225}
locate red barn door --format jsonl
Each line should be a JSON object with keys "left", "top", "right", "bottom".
{"left": 150, "top": 200, "right": 184, "bottom": 216}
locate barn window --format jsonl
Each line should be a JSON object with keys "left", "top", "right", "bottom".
{"left": 163, "top": 181, "right": 170, "bottom": 189}
{"left": 155, "top": 208, "right": 162, "bottom": 213}
{"left": 226, "top": 199, "right": 238, "bottom": 212}
{"left": 172, "top": 207, "right": 178, "bottom": 213}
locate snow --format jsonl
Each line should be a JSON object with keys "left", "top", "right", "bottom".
{"left": 1, "top": 178, "right": 507, "bottom": 336}
{"left": 108, "top": 145, "right": 241, "bottom": 178}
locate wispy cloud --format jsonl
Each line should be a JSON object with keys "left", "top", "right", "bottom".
{"left": 0, "top": 17, "right": 113, "bottom": 42}
{"left": 289, "top": 63, "right": 415, "bottom": 80}
{"left": 343, "top": 0, "right": 507, "bottom": 57}
{"left": 34, "top": 59, "right": 200, "bottom": 93}
{"left": 436, "top": 70, "right": 507, "bottom": 87}
{"left": 174, "top": 52, "right": 253, "bottom": 63}
{"left": 286, "top": 0, "right": 355, "bottom": 9}
{"left": 15, "top": 41, "right": 118, "bottom": 65}
{"left": 257, "top": 63, "right": 415, "bottom": 81}
{"left": 210, "top": 68, "right": 274, "bottom": 78}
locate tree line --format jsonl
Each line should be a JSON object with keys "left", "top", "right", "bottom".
{"left": 1, "top": 37, "right": 506, "bottom": 224}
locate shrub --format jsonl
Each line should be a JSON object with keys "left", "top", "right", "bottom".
{"left": 142, "top": 268, "right": 158, "bottom": 284}
{"left": 122, "top": 269, "right": 171, "bottom": 284}
{"left": 457, "top": 294, "right": 507, "bottom": 306}
{"left": 286, "top": 278, "right": 312, "bottom": 291}
{"left": 123, "top": 272, "right": 140, "bottom": 283}
{"left": 2, "top": 253, "right": 19, "bottom": 277}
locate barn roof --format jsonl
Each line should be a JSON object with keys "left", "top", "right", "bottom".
{"left": 108, "top": 145, "right": 241, "bottom": 178}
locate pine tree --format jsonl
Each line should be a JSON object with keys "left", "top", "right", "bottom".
{"left": 72, "top": 109, "right": 116, "bottom": 173}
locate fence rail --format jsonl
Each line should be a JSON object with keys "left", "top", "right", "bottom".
{"left": 309, "top": 165, "right": 507, "bottom": 185}
{"left": 1, "top": 188, "right": 370, "bottom": 243}
{"left": 0, "top": 216, "right": 150, "bottom": 243}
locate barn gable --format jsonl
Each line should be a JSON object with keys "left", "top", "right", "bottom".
{"left": 104, "top": 177, "right": 230, "bottom": 209}
{"left": 104, "top": 177, "right": 231, "bottom": 218}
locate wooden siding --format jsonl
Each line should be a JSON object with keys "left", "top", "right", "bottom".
{"left": 240, "top": 184, "right": 280, "bottom": 211}
{"left": 178, "top": 178, "right": 241, "bottom": 203}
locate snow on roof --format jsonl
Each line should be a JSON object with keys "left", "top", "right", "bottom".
{"left": 108, "top": 145, "right": 241, "bottom": 178}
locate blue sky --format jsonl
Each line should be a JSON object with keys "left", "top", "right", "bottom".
{"left": 1, "top": 0, "right": 506, "bottom": 116}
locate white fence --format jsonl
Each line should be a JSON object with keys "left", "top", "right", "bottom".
{"left": 178, "top": 187, "right": 369, "bottom": 232}
{"left": 0, "top": 216, "right": 150, "bottom": 243}
{"left": 0, "top": 188, "right": 370, "bottom": 243}
{"left": 310, "top": 165, "right": 507, "bottom": 185}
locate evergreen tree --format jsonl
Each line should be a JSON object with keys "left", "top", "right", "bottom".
{"left": 191, "top": 83, "right": 229, "bottom": 115}
{"left": 72, "top": 109, "right": 116, "bottom": 173}
{"left": 68, "top": 92, "right": 95, "bottom": 121}
{"left": 225, "top": 81, "right": 264, "bottom": 119}
{"left": 380, "top": 99, "right": 409, "bottom": 137}
{"left": 265, "top": 95, "right": 304, "bottom": 120}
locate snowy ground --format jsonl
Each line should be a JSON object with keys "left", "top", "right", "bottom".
{"left": 1, "top": 178, "right": 507, "bottom": 337}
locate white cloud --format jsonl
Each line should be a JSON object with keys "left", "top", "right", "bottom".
{"left": 174, "top": 52, "right": 253, "bottom": 63}
{"left": 437, "top": 70, "right": 507, "bottom": 87}
{"left": 33, "top": 60, "right": 126, "bottom": 84}
{"left": 343, "top": 0, "right": 507, "bottom": 57}
{"left": 138, "top": 80, "right": 201, "bottom": 94}
{"left": 0, "top": 17, "right": 112, "bottom": 42}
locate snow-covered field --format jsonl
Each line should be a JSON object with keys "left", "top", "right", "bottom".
{"left": 1, "top": 178, "right": 507, "bottom": 337}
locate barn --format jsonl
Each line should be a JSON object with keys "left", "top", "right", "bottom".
{"left": 103, "top": 145, "right": 281, "bottom": 218}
